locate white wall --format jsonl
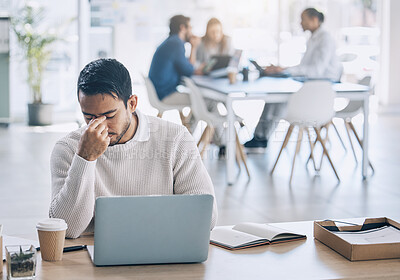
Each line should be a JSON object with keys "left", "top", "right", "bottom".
{"left": 378, "top": 0, "right": 400, "bottom": 110}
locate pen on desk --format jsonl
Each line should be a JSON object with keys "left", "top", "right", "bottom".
{"left": 63, "top": 245, "right": 87, "bottom": 252}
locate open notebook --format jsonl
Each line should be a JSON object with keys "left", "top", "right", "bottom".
{"left": 210, "top": 222, "right": 306, "bottom": 250}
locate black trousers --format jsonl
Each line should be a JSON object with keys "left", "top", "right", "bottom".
{"left": 253, "top": 103, "right": 286, "bottom": 141}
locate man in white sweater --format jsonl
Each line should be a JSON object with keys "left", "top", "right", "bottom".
{"left": 49, "top": 58, "right": 217, "bottom": 238}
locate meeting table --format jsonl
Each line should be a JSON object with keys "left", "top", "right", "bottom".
{"left": 192, "top": 75, "right": 371, "bottom": 185}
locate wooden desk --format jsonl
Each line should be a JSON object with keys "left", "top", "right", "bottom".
{"left": 192, "top": 76, "right": 371, "bottom": 185}
{"left": 3, "top": 220, "right": 400, "bottom": 279}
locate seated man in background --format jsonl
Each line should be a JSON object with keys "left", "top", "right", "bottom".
{"left": 49, "top": 58, "right": 217, "bottom": 238}
{"left": 245, "top": 7, "right": 343, "bottom": 149}
{"left": 149, "top": 15, "right": 203, "bottom": 106}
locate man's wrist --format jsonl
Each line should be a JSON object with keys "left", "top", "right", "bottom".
{"left": 77, "top": 151, "right": 97, "bottom": 162}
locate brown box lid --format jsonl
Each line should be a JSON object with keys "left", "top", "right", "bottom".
{"left": 314, "top": 217, "right": 400, "bottom": 261}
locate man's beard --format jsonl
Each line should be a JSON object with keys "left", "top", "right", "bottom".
{"left": 109, "top": 119, "right": 131, "bottom": 146}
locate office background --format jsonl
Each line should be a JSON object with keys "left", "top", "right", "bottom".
{"left": 3, "top": 0, "right": 399, "bottom": 121}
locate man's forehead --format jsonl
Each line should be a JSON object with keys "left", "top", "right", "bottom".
{"left": 79, "top": 92, "right": 122, "bottom": 114}
{"left": 78, "top": 90, "right": 119, "bottom": 100}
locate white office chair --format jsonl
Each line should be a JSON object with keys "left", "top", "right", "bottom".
{"left": 142, "top": 74, "right": 191, "bottom": 130}
{"left": 183, "top": 77, "right": 250, "bottom": 178}
{"left": 270, "top": 80, "right": 339, "bottom": 184}
{"left": 334, "top": 76, "right": 374, "bottom": 172}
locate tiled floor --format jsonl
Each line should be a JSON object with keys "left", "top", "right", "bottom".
{"left": 1, "top": 113, "right": 399, "bottom": 237}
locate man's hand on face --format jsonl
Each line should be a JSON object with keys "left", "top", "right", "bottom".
{"left": 189, "top": 35, "right": 201, "bottom": 48}
{"left": 78, "top": 116, "right": 110, "bottom": 161}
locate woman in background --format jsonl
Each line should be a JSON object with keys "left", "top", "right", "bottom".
{"left": 196, "top": 18, "right": 235, "bottom": 157}
{"left": 196, "top": 18, "right": 233, "bottom": 64}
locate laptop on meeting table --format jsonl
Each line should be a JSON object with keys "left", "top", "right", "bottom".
{"left": 249, "top": 59, "right": 342, "bottom": 82}
{"left": 87, "top": 194, "right": 213, "bottom": 266}
{"left": 203, "top": 55, "right": 231, "bottom": 73}
{"left": 249, "top": 59, "right": 291, "bottom": 78}
{"left": 207, "top": 49, "right": 243, "bottom": 78}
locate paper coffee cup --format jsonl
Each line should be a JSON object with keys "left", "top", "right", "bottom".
{"left": 227, "top": 71, "right": 237, "bottom": 84}
{"left": 36, "top": 218, "right": 67, "bottom": 261}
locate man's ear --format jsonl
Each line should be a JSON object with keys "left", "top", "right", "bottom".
{"left": 127, "top": 95, "right": 138, "bottom": 113}
{"left": 313, "top": 17, "right": 320, "bottom": 27}
{"left": 180, "top": 23, "right": 186, "bottom": 33}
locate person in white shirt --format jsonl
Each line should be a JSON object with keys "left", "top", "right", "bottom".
{"left": 265, "top": 8, "right": 342, "bottom": 80}
{"left": 49, "top": 58, "right": 217, "bottom": 238}
{"left": 245, "top": 8, "right": 343, "bottom": 149}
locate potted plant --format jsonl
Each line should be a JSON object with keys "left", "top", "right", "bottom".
{"left": 11, "top": 2, "right": 59, "bottom": 126}
{"left": 6, "top": 245, "right": 37, "bottom": 279}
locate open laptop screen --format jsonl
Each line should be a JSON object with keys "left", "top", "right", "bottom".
{"left": 89, "top": 194, "right": 213, "bottom": 266}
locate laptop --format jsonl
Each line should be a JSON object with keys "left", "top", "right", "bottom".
{"left": 249, "top": 59, "right": 291, "bottom": 78}
{"left": 87, "top": 194, "right": 213, "bottom": 266}
{"left": 203, "top": 55, "right": 231, "bottom": 73}
{"left": 208, "top": 49, "right": 243, "bottom": 78}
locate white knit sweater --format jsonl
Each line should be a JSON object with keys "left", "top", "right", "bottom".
{"left": 49, "top": 110, "right": 217, "bottom": 238}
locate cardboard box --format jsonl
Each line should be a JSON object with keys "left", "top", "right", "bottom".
{"left": 314, "top": 217, "right": 400, "bottom": 261}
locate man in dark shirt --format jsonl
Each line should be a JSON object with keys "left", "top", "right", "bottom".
{"left": 149, "top": 15, "right": 203, "bottom": 105}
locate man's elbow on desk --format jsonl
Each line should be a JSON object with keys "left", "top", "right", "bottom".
{"left": 49, "top": 213, "right": 87, "bottom": 239}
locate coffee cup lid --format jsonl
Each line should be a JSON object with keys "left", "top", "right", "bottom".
{"left": 36, "top": 218, "right": 68, "bottom": 231}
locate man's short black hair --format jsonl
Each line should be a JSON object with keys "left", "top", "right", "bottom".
{"left": 77, "top": 58, "right": 132, "bottom": 107}
{"left": 304, "top": 8, "right": 324, "bottom": 23}
{"left": 169, "top": 15, "right": 190, "bottom": 36}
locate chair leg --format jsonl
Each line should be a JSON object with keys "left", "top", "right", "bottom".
{"left": 306, "top": 129, "right": 319, "bottom": 165}
{"left": 185, "top": 110, "right": 193, "bottom": 121}
{"left": 235, "top": 141, "right": 241, "bottom": 171}
{"left": 318, "top": 124, "right": 330, "bottom": 170}
{"left": 348, "top": 121, "right": 375, "bottom": 173}
{"left": 197, "top": 125, "right": 207, "bottom": 147}
{"left": 289, "top": 127, "right": 303, "bottom": 184}
{"left": 179, "top": 111, "right": 191, "bottom": 132}
{"left": 324, "top": 123, "right": 331, "bottom": 148}
{"left": 344, "top": 121, "right": 358, "bottom": 162}
{"left": 306, "top": 127, "right": 318, "bottom": 171}
{"left": 271, "top": 124, "right": 295, "bottom": 175}
{"left": 332, "top": 121, "right": 347, "bottom": 152}
{"left": 235, "top": 132, "right": 250, "bottom": 178}
{"left": 307, "top": 122, "right": 331, "bottom": 170}
{"left": 157, "top": 112, "right": 163, "bottom": 118}
{"left": 199, "top": 126, "right": 215, "bottom": 158}
{"left": 314, "top": 127, "right": 340, "bottom": 182}
{"left": 179, "top": 110, "right": 185, "bottom": 122}
{"left": 184, "top": 110, "right": 193, "bottom": 129}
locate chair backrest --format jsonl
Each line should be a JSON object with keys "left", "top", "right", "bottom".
{"left": 142, "top": 74, "right": 164, "bottom": 109}
{"left": 358, "top": 76, "right": 371, "bottom": 87}
{"left": 142, "top": 74, "right": 185, "bottom": 113}
{"left": 182, "top": 77, "right": 214, "bottom": 124}
{"left": 337, "top": 75, "right": 371, "bottom": 115}
{"left": 339, "top": 53, "right": 358, "bottom": 63}
{"left": 285, "top": 80, "right": 335, "bottom": 127}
